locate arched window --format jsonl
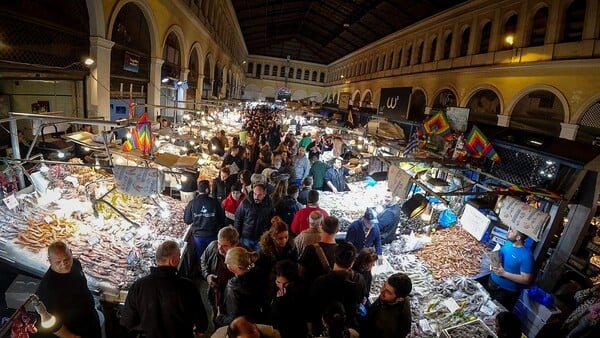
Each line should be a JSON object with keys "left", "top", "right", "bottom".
{"left": 529, "top": 7, "right": 548, "bottom": 47}
{"left": 479, "top": 22, "right": 492, "bottom": 54}
{"left": 460, "top": 27, "right": 470, "bottom": 57}
{"left": 388, "top": 52, "right": 393, "bottom": 69}
{"left": 380, "top": 55, "right": 385, "bottom": 71}
{"left": 416, "top": 41, "right": 424, "bottom": 64}
{"left": 443, "top": 33, "right": 452, "bottom": 59}
{"left": 405, "top": 45, "right": 412, "bottom": 65}
{"left": 272, "top": 65, "right": 278, "bottom": 76}
{"left": 296, "top": 68, "right": 302, "bottom": 79}
{"left": 255, "top": 64, "right": 261, "bottom": 78}
{"left": 319, "top": 72, "right": 325, "bottom": 82}
{"left": 396, "top": 49, "right": 402, "bottom": 68}
{"left": 247, "top": 62, "right": 254, "bottom": 74}
{"left": 280, "top": 66, "right": 286, "bottom": 77}
{"left": 429, "top": 36, "right": 437, "bottom": 62}
{"left": 374, "top": 57, "right": 379, "bottom": 72}
{"left": 502, "top": 15, "right": 518, "bottom": 49}
{"left": 311, "top": 71, "right": 317, "bottom": 81}
{"left": 562, "top": 0, "right": 585, "bottom": 42}
{"left": 304, "top": 69, "right": 310, "bottom": 80}
{"left": 263, "top": 64, "right": 270, "bottom": 76}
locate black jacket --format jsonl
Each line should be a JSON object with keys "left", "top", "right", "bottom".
{"left": 234, "top": 192, "right": 275, "bottom": 241}
{"left": 36, "top": 259, "right": 101, "bottom": 338}
{"left": 275, "top": 195, "right": 303, "bottom": 226}
{"left": 270, "top": 283, "right": 308, "bottom": 338}
{"left": 184, "top": 194, "right": 225, "bottom": 236}
{"left": 120, "top": 266, "right": 208, "bottom": 338}
{"left": 378, "top": 204, "right": 402, "bottom": 245}
{"left": 362, "top": 298, "right": 411, "bottom": 338}
{"left": 211, "top": 175, "right": 237, "bottom": 202}
{"left": 215, "top": 269, "right": 266, "bottom": 326}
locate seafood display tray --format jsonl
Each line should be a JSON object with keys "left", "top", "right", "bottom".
{"left": 440, "top": 319, "right": 497, "bottom": 338}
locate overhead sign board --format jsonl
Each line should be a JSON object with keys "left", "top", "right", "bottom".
{"left": 378, "top": 87, "right": 412, "bottom": 121}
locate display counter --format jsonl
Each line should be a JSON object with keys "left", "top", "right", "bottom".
{"left": 0, "top": 161, "right": 191, "bottom": 303}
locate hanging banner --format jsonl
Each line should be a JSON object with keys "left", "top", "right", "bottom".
{"left": 378, "top": 87, "right": 412, "bottom": 121}
{"left": 446, "top": 107, "right": 470, "bottom": 132}
{"left": 388, "top": 165, "right": 412, "bottom": 199}
{"left": 497, "top": 196, "right": 549, "bottom": 241}
{"left": 339, "top": 92, "right": 351, "bottom": 109}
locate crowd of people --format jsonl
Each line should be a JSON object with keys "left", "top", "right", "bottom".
{"left": 29, "top": 107, "right": 600, "bottom": 338}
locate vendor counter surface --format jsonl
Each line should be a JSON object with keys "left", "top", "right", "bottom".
{"left": 0, "top": 162, "right": 191, "bottom": 303}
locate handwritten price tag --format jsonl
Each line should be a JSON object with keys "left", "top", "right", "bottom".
{"left": 2, "top": 194, "right": 18, "bottom": 210}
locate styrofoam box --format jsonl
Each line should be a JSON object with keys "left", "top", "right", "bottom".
{"left": 517, "top": 290, "right": 561, "bottom": 322}
{"left": 5, "top": 274, "right": 41, "bottom": 311}
{"left": 441, "top": 319, "right": 498, "bottom": 338}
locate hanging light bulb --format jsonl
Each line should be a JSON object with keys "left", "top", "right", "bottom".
{"left": 33, "top": 297, "right": 56, "bottom": 329}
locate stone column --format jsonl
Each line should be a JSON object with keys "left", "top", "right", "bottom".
{"left": 88, "top": 37, "right": 114, "bottom": 120}
{"left": 197, "top": 75, "right": 205, "bottom": 101}
{"left": 148, "top": 57, "right": 165, "bottom": 120}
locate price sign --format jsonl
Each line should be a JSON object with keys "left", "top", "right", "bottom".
{"left": 87, "top": 236, "right": 100, "bottom": 246}
{"left": 127, "top": 251, "right": 138, "bottom": 265}
{"left": 2, "top": 194, "right": 19, "bottom": 210}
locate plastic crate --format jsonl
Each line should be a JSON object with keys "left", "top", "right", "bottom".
{"left": 441, "top": 319, "right": 497, "bottom": 338}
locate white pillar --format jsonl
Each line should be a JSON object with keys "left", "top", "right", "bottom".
{"left": 148, "top": 57, "right": 165, "bottom": 120}
{"left": 88, "top": 37, "right": 114, "bottom": 120}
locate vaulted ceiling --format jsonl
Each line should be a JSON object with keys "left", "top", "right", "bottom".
{"left": 230, "top": 0, "right": 468, "bottom": 65}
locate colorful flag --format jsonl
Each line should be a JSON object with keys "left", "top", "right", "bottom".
{"left": 464, "top": 125, "right": 500, "bottom": 162}
{"left": 122, "top": 112, "right": 155, "bottom": 156}
{"left": 403, "top": 132, "right": 419, "bottom": 157}
{"left": 136, "top": 111, "right": 155, "bottom": 156}
{"left": 423, "top": 111, "right": 452, "bottom": 140}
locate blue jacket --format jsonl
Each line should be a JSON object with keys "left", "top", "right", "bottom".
{"left": 345, "top": 218, "right": 382, "bottom": 255}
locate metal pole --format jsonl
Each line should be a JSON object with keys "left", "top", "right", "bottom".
{"left": 8, "top": 113, "right": 26, "bottom": 188}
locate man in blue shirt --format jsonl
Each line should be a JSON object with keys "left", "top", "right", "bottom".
{"left": 345, "top": 208, "right": 382, "bottom": 255}
{"left": 488, "top": 227, "right": 534, "bottom": 310}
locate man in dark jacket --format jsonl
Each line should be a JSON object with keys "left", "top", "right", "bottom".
{"left": 309, "top": 242, "right": 366, "bottom": 335}
{"left": 184, "top": 180, "right": 225, "bottom": 259}
{"left": 362, "top": 272, "right": 412, "bottom": 338}
{"left": 377, "top": 193, "right": 402, "bottom": 245}
{"left": 201, "top": 226, "right": 240, "bottom": 318}
{"left": 121, "top": 240, "right": 208, "bottom": 338}
{"left": 234, "top": 183, "right": 275, "bottom": 251}
{"left": 212, "top": 166, "right": 237, "bottom": 203}
{"left": 346, "top": 208, "right": 382, "bottom": 255}
{"left": 36, "top": 241, "right": 101, "bottom": 338}
{"left": 275, "top": 184, "right": 303, "bottom": 226}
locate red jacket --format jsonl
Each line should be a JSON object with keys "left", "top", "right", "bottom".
{"left": 290, "top": 205, "right": 329, "bottom": 235}
{"left": 222, "top": 192, "right": 246, "bottom": 222}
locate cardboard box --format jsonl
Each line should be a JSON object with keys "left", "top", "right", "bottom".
{"left": 5, "top": 274, "right": 41, "bottom": 311}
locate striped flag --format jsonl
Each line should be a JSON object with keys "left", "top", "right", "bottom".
{"left": 403, "top": 132, "right": 419, "bottom": 157}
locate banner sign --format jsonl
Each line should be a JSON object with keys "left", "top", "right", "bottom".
{"left": 446, "top": 107, "right": 470, "bottom": 132}
{"left": 497, "top": 196, "right": 549, "bottom": 241}
{"left": 378, "top": 87, "right": 412, "bottom": 121}
{"left": 388, "top": 165, "right": 412, "bottom": 199}
{"left": 123, "top": 51, "right": 140, "bottom": 73}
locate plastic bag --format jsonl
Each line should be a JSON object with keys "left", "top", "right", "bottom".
{"left": 438, "top": 209, "right": 457, "bottom": 228}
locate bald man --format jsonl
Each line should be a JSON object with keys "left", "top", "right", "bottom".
{"left": 121, "top": 240, "right": 208, "bottom": 338}
{"left": 36, "top": 240, "right": 101, "bottom": 338}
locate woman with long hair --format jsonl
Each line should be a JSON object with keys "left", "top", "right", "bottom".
{"left": 270, "top": 180, "right": 288, "bottom": 207}
{"left": 215, "top": 247, "right": 266, "bottom": 327}
{"left": 269, "top": 260, "right": 307, "bottom": 338}
{"left": 258, "top": 217, "right": 297, "bottom": 270}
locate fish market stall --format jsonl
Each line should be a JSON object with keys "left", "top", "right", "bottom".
{"left": 0, "top": 160, "right": 191, "bottom": 303}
